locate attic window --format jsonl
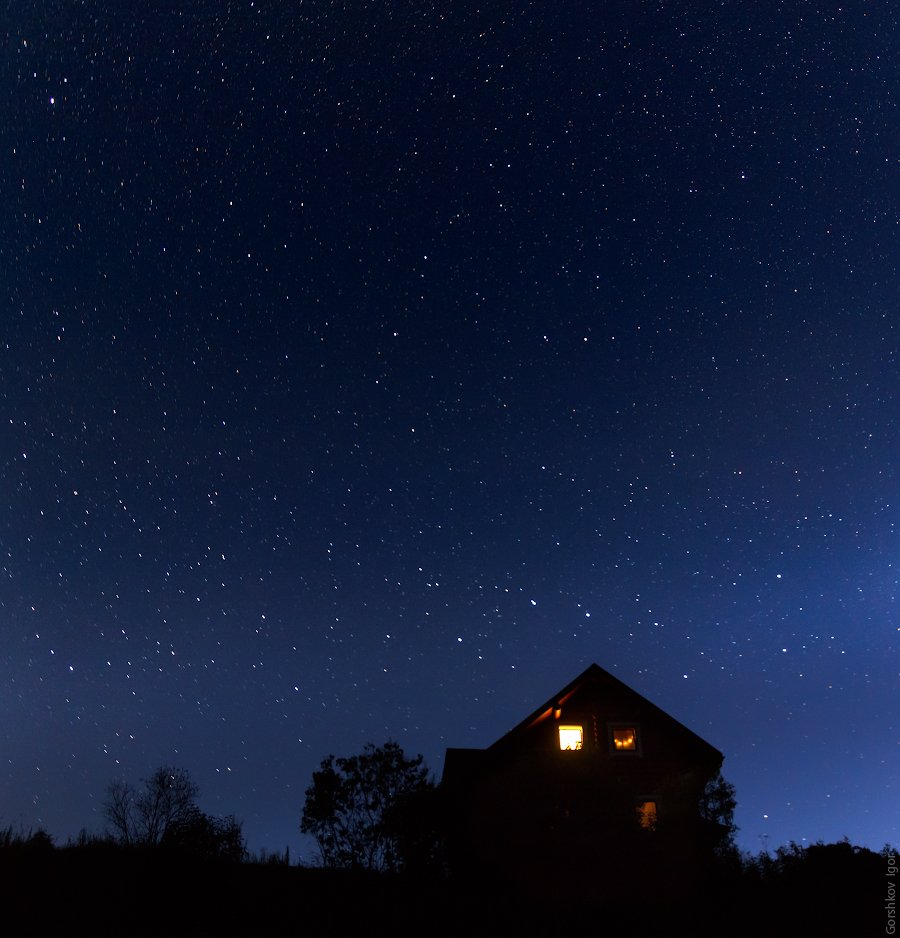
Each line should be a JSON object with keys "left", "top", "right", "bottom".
{"left": 611, "top": 726, "right": 637, "bottom": 751}
{"left": 637, "top": 801, "right": 658, "bottom": 830}
{"left": 558, "top": 726, "right": 583, "bottom": 750}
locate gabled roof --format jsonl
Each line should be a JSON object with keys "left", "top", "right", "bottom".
{"left": 488, "top": 662, "right": 723, "bottom": 761}
{"left": 441, "top": 663, "right": 724, "bottom": 788}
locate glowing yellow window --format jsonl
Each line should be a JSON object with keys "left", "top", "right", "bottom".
{"left": 612, "top": 727, "right": 636, "bottom": 751}
{"left": 637, "top": 801, "right": 658, "bottom": 830}
{"left": 558, "top": 726, "right": 583, "bottom": 750}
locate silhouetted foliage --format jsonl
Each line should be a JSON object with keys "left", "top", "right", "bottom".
{"left": 743, "top": 836, "right": 885, "bottom": 884}
{"left": 104, "top": 766, "right": 201, "bottom": 846}
{"left": 384, "top": 781, "right": 447, "bottom": 876}
{"left": 698, "top": 770, "right": 739, "bottom": 859}
{"left": 732, "top": 838, "right": 887, "bottom": 937}
{"left": 163, "top": 806, "right": 247, "bottom": 862}
{"left": 1, "top": 825, "right": 889, "bottom": 937}
{"left": 301, "top": 740, "right": 437, "bottom": 872}
{"left": 248, "top": 845, "right": 293, "bottom": 865}
{"left": 0, "top": 825, "right": 54, "bottom": 851}
{"left": 66, "top": 828, "right": 117, "bottom": 849}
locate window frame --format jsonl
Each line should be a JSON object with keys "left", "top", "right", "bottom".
{"left": 557, "top": 725, "right": 584, "bottom": 751}
{"left": 607, "top": 722, "right": 641, "bottom": 755}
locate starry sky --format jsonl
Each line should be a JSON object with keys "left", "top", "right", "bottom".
{"left": 2, "top": 1, "right": 897, "bottom": 861}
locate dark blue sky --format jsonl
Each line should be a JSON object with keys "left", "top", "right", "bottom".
{"left": 2, "top": 0, "right": 896, "bottom": 860}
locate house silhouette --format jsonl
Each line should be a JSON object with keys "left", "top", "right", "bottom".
{"left": 441, "top": 663, "right": 724, "bottom": 901}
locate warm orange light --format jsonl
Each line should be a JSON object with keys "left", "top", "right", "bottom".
{"left": 558, "top": 726, "right": 583, "bottom": 750}
{"left": 637, "top": 801, "right": 658, "bottom": 830}
{"left": 612, "top": 728, "right": 636, "bottom": 750}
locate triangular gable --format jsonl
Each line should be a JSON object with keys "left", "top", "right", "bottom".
{"left": 487, "top": 662, "right": 723, "bottom": 763}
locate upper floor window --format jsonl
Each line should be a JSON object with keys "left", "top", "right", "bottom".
{"left": 610, "top": 725, "right": 638, "bottom": 752}
{"left": 558, "top": 725, "right": 583, "bottom": 750}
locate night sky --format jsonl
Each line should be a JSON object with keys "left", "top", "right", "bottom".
{"left": 2, "top": 1, "right": 897, "bottom": 862}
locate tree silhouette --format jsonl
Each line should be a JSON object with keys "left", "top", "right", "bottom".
{"left": 301, "top": 741, "right": 435, "bottom": 872}
{"left": 163, "top": 807, "right": 247, "bottom": 862}
{"left": 698, "top": 770, "right": 739, "bottom": 860}
{"left": 105, "top": 766, "right": 200, "bottom": 847}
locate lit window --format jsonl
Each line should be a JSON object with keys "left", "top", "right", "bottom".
{"left": 558, "top": 726, "right": 583, "bottom": 750}
{"left": 612, "top": 727, "right": 637, "bottom": 751}
{"left": 637, "top": 801, "right": 658, "bottom": 830}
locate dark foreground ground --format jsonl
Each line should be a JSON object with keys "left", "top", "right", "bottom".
{"left": 1, "top": 843, "right": 888, "bottom": 937}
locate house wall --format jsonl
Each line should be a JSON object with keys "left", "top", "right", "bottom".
{"left": 443, "top": 679, "right": 722, "bottom": 901}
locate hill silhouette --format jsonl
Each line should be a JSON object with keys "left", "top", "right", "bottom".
{"left": 1, "top": 832, "right": 890, "bottom": 937}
